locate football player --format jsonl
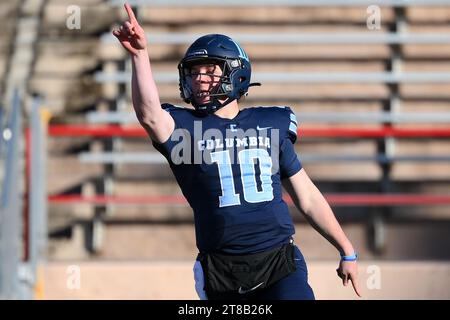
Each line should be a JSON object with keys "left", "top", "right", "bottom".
{"left": 113, "top": 3, "right": 361, "bottom": 300}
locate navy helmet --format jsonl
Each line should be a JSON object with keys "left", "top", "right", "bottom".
{"left": 178, "top": 34, "right": 260, "bottom": 114}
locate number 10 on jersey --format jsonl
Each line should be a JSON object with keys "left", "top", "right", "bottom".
{"left": 210, "top": 149, "right": 274, "bottom": 207}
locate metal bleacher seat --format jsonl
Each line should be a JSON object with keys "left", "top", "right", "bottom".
{"left": 44, "top": 0, "right": 450, "bottom": 259}
{"left": 86, "top": 0, "right": 450, "bottom": 184}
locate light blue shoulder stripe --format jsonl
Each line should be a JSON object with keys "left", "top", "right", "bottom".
{"left": 289, "top": 122, "right": 298, "bottom": 136}
{"left": 290, "top": 113, "right": 298, "bottom": 125}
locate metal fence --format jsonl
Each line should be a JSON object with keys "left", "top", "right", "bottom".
{"left": 0, "top": 91, "right": 48, "bottom": 299}
{"left": 28, "top": 96, "right": 48, "bottom": 295}
{"left": 0, "top": 90, "right": 24, "bottom": 299}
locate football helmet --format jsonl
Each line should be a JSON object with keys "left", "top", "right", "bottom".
{"left": 178, "top": 34, "right": 260, "bottom": 114}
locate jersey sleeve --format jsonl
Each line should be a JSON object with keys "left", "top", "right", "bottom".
{"left": 151, "top": 103, "right": 189, "bottom": 161}
{"left": 279, "top": 106, "right": 302, "bottom": 179}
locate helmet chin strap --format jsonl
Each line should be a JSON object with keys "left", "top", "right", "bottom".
{"left": 193, "top": 94, "right": 233, "bottom": 114}
{"left": 192, "top": 82, "right": 262, "bottom": 114}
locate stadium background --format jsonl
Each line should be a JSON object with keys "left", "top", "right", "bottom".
{"left": 1, "top": 0, "right": 450, "bottom": 299}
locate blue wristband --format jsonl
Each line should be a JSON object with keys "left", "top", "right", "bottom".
{"left": 341, "top": 253, "right": 358, "bottom": 261}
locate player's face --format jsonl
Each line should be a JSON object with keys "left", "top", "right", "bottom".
{"left": 189, "top": 64, "right": 223, "bottom": 104}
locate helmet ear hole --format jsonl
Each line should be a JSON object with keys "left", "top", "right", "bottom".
{"left": 222, "top": 83, "right": 233, "bottom": 92}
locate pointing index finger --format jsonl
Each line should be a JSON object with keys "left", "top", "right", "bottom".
{"left": 350, "top": 274, "right": 362, "bottom": 297}
{"left": 124, "top": 3, "right": 137, "bottom": 22}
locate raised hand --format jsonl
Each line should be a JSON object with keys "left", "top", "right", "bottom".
{"left": 112, "top": 3, "right": 147, "bottom": 55}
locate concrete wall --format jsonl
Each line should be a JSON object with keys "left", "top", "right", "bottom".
{"left": 41, "top": 261, "right": 450, "bottom": 300}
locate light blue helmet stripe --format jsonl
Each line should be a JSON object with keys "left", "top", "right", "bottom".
{"left": 230, "top": 39, "right": 249, "bottom": 61}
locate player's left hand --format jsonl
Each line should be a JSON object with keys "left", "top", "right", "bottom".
{"left": 336, "top": 260, "right": 362, "bottom": 297}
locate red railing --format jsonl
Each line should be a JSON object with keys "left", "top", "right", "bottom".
{"left": 48, "top": 124, "right": 450, "bottom": 138}
{"left": 46, "top": 124, "right": 450, "bottom": 207}
{"left": 48, "top": 194, "right": 450, "bottom": 206}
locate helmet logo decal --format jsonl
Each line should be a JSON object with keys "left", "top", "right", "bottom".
{"left": 188, "top": 49, "right": 208, "bottom": 57}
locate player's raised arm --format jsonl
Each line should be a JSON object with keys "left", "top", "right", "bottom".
{"left": 112, "top": 3, "right": 174, "bottom": 143}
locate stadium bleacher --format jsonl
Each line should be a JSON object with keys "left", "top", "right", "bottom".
{"left": 38, "top": 0, "right": 450, "bottom": 260}
{"left": 1, "top": 0, "right": 449, "bottom": 299}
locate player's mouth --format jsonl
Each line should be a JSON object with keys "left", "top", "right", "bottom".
{"left": 195, "top": 91, "right": 211, "bottom": 102}
{"left": 196, "top": 91, "right": 209, "bottom": 97}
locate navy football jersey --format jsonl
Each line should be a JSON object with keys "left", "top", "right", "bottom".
{"left": 152, "top": 104, "right": 302, "bottom": 254}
